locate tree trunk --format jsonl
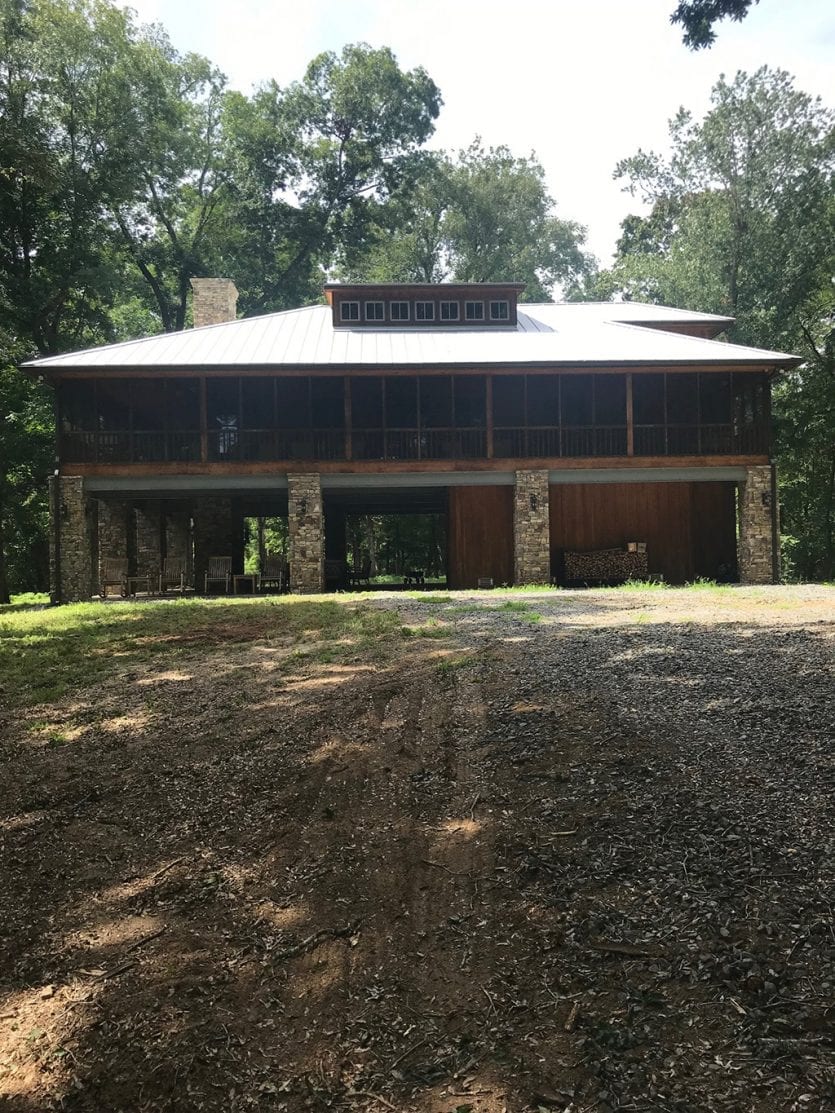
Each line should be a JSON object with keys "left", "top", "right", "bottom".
{"left": 0, "top": 495, "right": 10, "bottom": 604}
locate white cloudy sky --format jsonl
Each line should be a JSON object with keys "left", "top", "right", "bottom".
{"left": 119, "top": 0, "right": 834, "bottom": 264}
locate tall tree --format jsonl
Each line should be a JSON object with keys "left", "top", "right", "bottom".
{"left": 595, "top": 68, "right": 835, "bottom": 577}
{"left": 340, "top": 142, "right": 593, "bottom": 299}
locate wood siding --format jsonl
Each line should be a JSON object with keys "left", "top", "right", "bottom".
{"left": 448, "top": 486, "right": 514, "bottom": 589}
{"left": 549, "top": 482, "right": 737, "bottom": 585}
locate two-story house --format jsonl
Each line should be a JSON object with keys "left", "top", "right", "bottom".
{"left": 25, "top": 279, "right": 799, "bottom": 601}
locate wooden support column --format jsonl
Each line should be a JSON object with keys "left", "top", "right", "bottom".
{"left": 199, "top": 377, "right": 208, "bottom": 463}
{"left": 486, "top": 376, "right": 494, "bottom": 459}
{"left": 626, "top": 372, "right": 634, "bottom": 457}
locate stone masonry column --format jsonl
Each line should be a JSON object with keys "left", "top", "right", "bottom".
{"left": 192, "top": 497, "right": 236, "bottom": 592}
{"left": 513, "top": 470, "right": 551, "bottom": 585}
{"left": 165, "top": 506, "right": 193, "bottom": 584}
{"left": 288, "top": 473, "right": 324, "bottom": 594}
{"left": 135, "top": 502, "right": 162, "bottom": 581}
{"left": 49, "top": 476, "right": 94, "bottom": 603}
{"left": 738, "top": 465, "right": 777, "bottom": 584}
{"left": 97, "top": 499, "right": 130, "bottom": 590}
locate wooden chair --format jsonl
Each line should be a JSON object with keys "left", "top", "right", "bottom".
{"left": 159, "top": 556, "right": 188, "bottom": 595}
{"left": 259, "top": 554, "right": 288, "bottom": 593}
{"left": 100, "top": 558, "right": 128, "bottom": 599}
{"left": 349, "top": 558, "right": 372, "bottom": 587}
{"left": 204, "top": 556, "right": 232, "bottom": 594}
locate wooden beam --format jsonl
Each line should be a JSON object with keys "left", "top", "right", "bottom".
{"left": 63, "top": 454, "right": 770, "bottom": 479}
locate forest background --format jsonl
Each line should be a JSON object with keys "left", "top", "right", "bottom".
{"left": 1, "top": 0, "right": 833, "bottom": 599}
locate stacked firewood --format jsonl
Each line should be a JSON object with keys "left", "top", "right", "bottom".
{"left": 563, "top": 547, "right": 649, "bottom": 584}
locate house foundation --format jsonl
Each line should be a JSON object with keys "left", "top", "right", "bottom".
{"left": 50, "top": 476, "right": 94, "bottom": 603}
{"left": 738, "top": 465, "right": 777, "bottom": 584}
{"left": 513, "top": 470, "right": 551, "bottom": 584}
{"left": 288, "top": 473, "right": 324, "bottom": 593}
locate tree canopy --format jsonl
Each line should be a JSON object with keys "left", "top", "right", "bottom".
{"left": 592, "top": 67, "right": 835, "bottom": 577}
{"left": 671, "top": 0, "right": 759, "bottom": 49}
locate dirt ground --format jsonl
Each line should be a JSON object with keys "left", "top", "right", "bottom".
{"left": 1, "top": 586, "right": 833, "bottom": 1113}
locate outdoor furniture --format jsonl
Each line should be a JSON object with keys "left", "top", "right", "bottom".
{"left": 348, "top": 558, "right": 372, "bottom": 587}
{"left": 126, "top": 574, "right": 151, "bottom": 597}
{"left": 259, "top": 554, "right": 288, "bottom": 593}
{"left": 324, "top": 559, "right": 347, "bottom": 591}
{"left": 233, "top": 573, "right": 258, "bottom": 594}
{"left": 403, "top": 569, "right": 425, "bottom": 585}
{"left": 204, "top": 556, "right": 232, "bottom": 594}
{"left": 100, "top": 558, "right": 128, "bottom": 598}
{"left": 159, "top": 556, "right": 188, "bottom": 594}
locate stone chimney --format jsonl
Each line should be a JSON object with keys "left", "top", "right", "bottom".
{"left": 190, "top": 278, "right": 238, "bottom": 328}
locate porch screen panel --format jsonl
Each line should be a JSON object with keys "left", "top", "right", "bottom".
{"left": 698, "top": 372, "right": 733, "bottom": 453}
{"left": 311, "top": 377, "right": 345, "bottom": 459}
{"left": 385, "top": 377, "right": 419, "bottom": 460}
{"left": 452, "top": 376, "right": 486, "bottom": 457}
{"left": 207, "top": 378, "right": 240, "bottom": 460}
{"left": 241, "top": 377, "right": 277, "bottom": 460}
{"left": 351, "top": 377, "right": 383, "bottom": 460}
{"left": 59, "top": 381, "right": 98, "bottom": 462}
{"left": 525, "top": 376, "right": 559, "bottom": 457}
{"left": 492, "top": 374, "right": 525, "bottom": 457}
{"left": 592, "top": 375, "right": 627, "bottom": 455}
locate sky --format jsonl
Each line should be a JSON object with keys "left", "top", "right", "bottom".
{"left": 118, "top": 0, "right": 835, "bottom": 266}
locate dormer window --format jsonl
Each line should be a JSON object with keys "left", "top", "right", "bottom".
{"left": 365, "top": 301, "right": 384, "bottom": 321}
{"left": 465, "top": 301, "right": 484, "bottom": 322}
{"left": 490, "top": 300, "right": 509, "bottom": 321}
{"left": 341, "top": 301, "right": 360, "bottom": 322}
{"left": 390, "top": 301, "right": 409, "bottom": 322}
{"left": 440, "top": 301, "right": 460, "bottom": 322}
{"left": 416, "top": 301, "right": 435, "bottom": 322}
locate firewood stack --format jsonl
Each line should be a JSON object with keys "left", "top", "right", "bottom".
{"left": 563, "top": 546, "right": 649, "bottom": 585}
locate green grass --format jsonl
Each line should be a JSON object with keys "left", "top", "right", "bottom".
{"left": 612, "top": 578, "right": 668, "bottom": 591}
{"left": 0, "top": 596, "right": 401, "bottom": 710}
{"left": 0, "top": 592, "right": 50, "bottom": 613}
{"left": 400, "top": 620, "right": 452, "bottom": 639}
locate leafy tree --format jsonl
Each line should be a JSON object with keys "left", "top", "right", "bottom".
{"left": 341, "top": 142, "right": 593, "bottom": 299}
{"left": 671, "top": 1, "right": 759, "bottom": 49}
{"left": 595, "top": 68, "right": 835, "bottom": 578}
{"left": 221, "top": 44, "right": 442, "bottom": 314}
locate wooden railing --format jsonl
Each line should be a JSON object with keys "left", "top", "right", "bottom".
{"left": 352, "top": 428, "right": 486, "bottom": 461}
{"left": 633, "top": 423, "right": 768, "bottom": 456}
{"left": 493, "top": 426, "right": 628, "bottom": 458}
{"left": 61, "top": 421, "right": 768, "bottom": 464}
{"left": 60, "top": 430, "right": 202, "bottom": 463}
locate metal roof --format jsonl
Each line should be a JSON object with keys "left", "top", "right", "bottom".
{"left": 23, "top": 301, "right": 799, "bottom": 372}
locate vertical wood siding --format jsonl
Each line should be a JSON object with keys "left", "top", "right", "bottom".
{"left": 549, "top": 482, "right": 737, "bottom": 584}
{"left": 447, "top": 486, "right": 514, "bottom": 588}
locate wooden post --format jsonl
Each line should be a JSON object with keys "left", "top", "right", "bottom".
{"left": 344, "top": 377, "right": 352, "bottom": 461}
{"left": 199, "top": 377, "right": 208, "bottom": 463}
{"left": 486, "top": 376, "right": 494, "bottom": 459}
{"left": 626, "top": 372, "right": 634, "bottom": 457}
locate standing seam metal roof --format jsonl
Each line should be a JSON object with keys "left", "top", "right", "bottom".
{"left": 22, "top": 302, "right": 799, "bottom": 370}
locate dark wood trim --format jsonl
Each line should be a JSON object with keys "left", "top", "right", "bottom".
{"left": 486, "top": 377, "right": 494, "bottom": 459}
{"left": 199, "top": 377, "right": 208, "bottom": 463}
{"left": 36, "top": 361, "right": 794, "bottom": 381}
{"left": 63, "top": 454, "right": 769, "bottom": 479}
{"left": 626, "top": 373, "right": 634, "bottom": 457}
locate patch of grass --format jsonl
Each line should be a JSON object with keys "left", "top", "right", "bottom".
{"left": 406, "top": 592, "right": 449, "bottom": 604}
{"left": 435, "top": 652, "right": 476, "bottom": 674}
{"left": 684, "top": 577, "right": 735, "bottom": 594}
{"left": 10, "top": 592, "right": 50, "bottom": 607}
{"left": 615, "top": 578, "right": 668, "bottom": 591}
{"left": 0, "top": 597, "right": 401, "bottom": 709}
{"left": 400, "top": 621, "right": 452, "bottom": 639}
{"left": 492, "top": 583, "right": 555, "bottom": 594}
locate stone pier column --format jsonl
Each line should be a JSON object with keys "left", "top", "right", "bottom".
{"left": 192, "top": 497, "right": 237, "bottom": 592}
{"left": 288, "top": 473, "right": 324, "bottom": 593}
{"left": 738, "top": 465, "right": 777, "bottom": 584}
{"left": 98, "top": 500, "right": 129, "bottom": 569}
{"left": 513, "top": 469, "right": 551, "bottom": 585}
{"left": 165, "top": 506, "right": 193, "bottom": 584}
{"left": 135, "top": 502, "right": 162, "bottom": 581}
{"left": 49, "top": 476, "right": 94, "bottom": 603}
